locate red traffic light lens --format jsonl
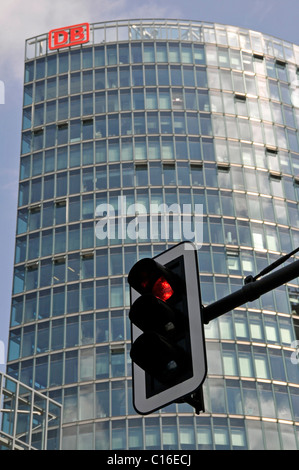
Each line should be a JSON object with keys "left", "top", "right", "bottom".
{"left": 128, "top": 258, "right": 181, "bottom": 297}
{"left": 152, "top": 276, "right": 174, "bottom": 302}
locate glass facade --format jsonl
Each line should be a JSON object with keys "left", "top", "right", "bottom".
{"left": 6, "top": 19, "right": 299, "bottom": 449}
{"left": 0, "top": 371, "right": 62, "bottom": 450}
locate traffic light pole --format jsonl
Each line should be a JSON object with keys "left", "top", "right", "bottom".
{"left": 202, "top": 258, "right": 299, "bottom": 324}
{"left": 127, "top": 242, "right": 298, "bottom": 415}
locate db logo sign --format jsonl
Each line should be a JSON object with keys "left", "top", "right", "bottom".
{"left": 48, "top": 23, "right": 90, "bottom": 50}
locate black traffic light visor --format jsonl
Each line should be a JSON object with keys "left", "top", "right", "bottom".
{"left": 129, "top": 294, "right": 182, "bottom": 337}
{"left": 128, "top": 258, "right": 182, "bottom": 298}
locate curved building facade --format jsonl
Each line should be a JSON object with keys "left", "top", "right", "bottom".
{"left": 6, "top": 19, "right": 299, "bottom": 449}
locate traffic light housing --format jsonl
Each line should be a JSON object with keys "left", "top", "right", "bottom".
{"left": 128, "top": 242, "right": 207, "bottom": 415}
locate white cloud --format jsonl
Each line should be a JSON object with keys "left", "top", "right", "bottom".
{"left": 0, "top": 0, "right": 183, "bottom": 79}
{"left": 0, "top": 0, "right": 118, "bottom": 77}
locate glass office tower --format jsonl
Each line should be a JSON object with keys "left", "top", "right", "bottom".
{"left": 7, "top": 19, "right": 299, "bottom": 449}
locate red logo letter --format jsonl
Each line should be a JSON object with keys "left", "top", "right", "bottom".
{"left": 53, "top": 30, "right": 69, "bottom": 48}
{"left": 70, "top": 26, "right": 85, "bottom": 43}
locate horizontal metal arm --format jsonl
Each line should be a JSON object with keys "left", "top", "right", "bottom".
{"left": 202, "top": 258, "right": 299, "bottom": 324}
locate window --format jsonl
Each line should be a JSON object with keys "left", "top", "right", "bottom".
{"left": 96, "top": 383, "right": 109, "bottom": 418}
{"left": 238, "top": 347, "right": 254, "bottom": 377}
{"left": 196, "top": 420, "right": 212, "bottom": 450}
{"left": 51, "top": 318, "right": 64, "bottom": 350}
{"left": 254, "top": 349, "right": 270, "bottom": 379}
{"left": 257, "top": 383, "right": 275, "bottom": 418}
{"left": 23, "top": 107, "right": 32, "bottom": 130}
{"left": 79, "top": 384, "right": 94, "bottom": 421}
{"left": 264, "top": 316, "right": 279, "bottom": 343}
{"left": 68, "top": 224, "right": 80, "bottom": 251}
{"left": 52, "top": 286, "right": 65, "bottom": 316}
{"left": 242, "top": 381, "right": 259, "bottom": 416}
{"left": 231, "top": 425, "right": 246, "bottom": 450}
{"left": 162, "top": 418, "right": 178, "bottom": 449}
{"left": 22, "top": 325, "right": 35, "bottom": 357}
{"left": 163, "top": 163, "right": 176, "bottom": 186}
{"left": 66, "top": 316, "right": 79, "bottom": 348}
{"left": 111, "top": 347, "right": 125, "bottom": 377}
{"left": 214, "top": 422, "right": 229, "bottom": 450}
{"left": 145, "top": 418, "right": 161, "bottom": 449}
{"left": 80, "top": 348, "right": 94, "bottom": 381}
{"left": 227, "top": 252, "right": 240, "bottom": 273}
{"left": 81, "top": 282, "right": 94, "bottom": 312}
{"left": 269, "top": 349, "right": 286, "bottom": 382}
{"left": 110, "top": 278, "right": 123, "bottom": 308}
{"left": 39, "top": 289, "right": 51, "bottom": 319}
{"left": 179, "top": 418, "right": 195, "bottom": 449}
{"left": 227, "top": 381, "right": 243, "bottom": 415}
{"left": 223, "top": 344, "right": 238, "bottom": 375}
{"left": 35, "top": 356, "right": 48, "bottom": 389}
{"left": 206, "top": 342, "right": 223, "bottom": 375}
{"left": 234, "top": 312, "right": 249, "bottom": 339}
{"left": 96, "top": 346, "right": 109, "bottom": 379}
{"left": 58, "top": 75, "right": 68, "bottom": 97}
{"left": 96, "top": 311, "right": 109, "bottom": 343}
{"left": 96, "top": 279, "right": 108, "bottom": 309}
{"left": 111, "top": 381, "right": 126, "bottom": 416}
{"left": 50, "top": 353, "right": 63, "bottom": 387}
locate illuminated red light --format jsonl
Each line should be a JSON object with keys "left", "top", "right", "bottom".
{"left": 152, "top": 277, "right": 174, "bottom": 301}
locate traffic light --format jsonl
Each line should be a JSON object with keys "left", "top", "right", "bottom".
{"left": 128, "top": 241, "right": 207, "bottom": 415}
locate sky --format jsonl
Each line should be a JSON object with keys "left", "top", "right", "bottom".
{"left": 0, "top": 0, "right": 298, "bottom": 372}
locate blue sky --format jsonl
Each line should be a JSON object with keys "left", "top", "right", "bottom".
{"left": 0, "top": 0, "right": 298, "bottom": 371}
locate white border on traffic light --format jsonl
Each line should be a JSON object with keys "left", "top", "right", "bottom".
{"left": 130, "top": 241, "right": 207, "bottom": 414}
